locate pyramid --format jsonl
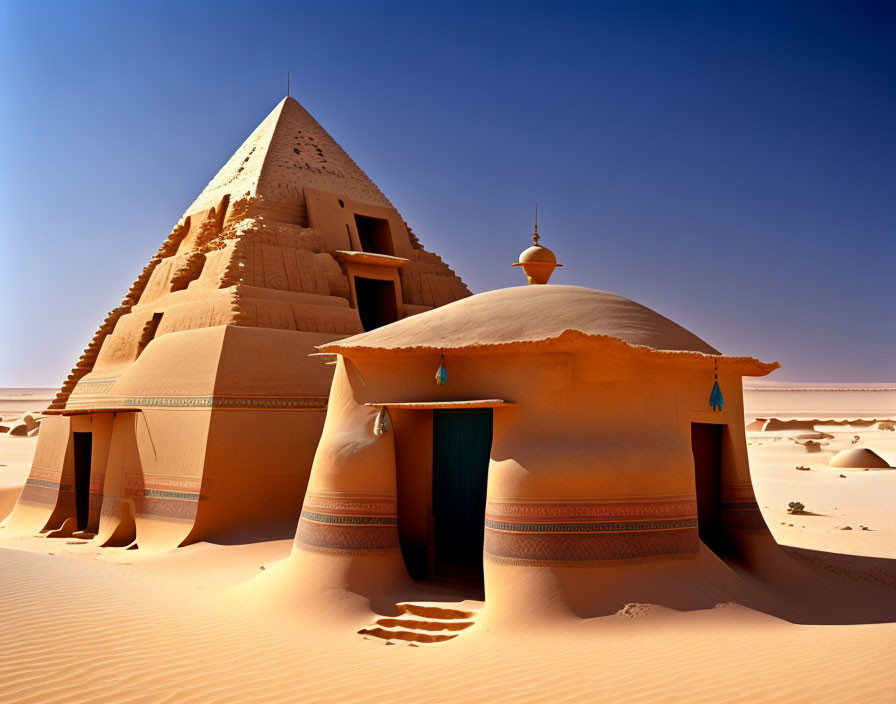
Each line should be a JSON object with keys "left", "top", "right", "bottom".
{"left": 10, "top": 97, "right": 470, "bottom": 549}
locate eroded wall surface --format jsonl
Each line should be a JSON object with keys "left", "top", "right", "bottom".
{"left": 11, "top": 96, "right": 470, "bottom": 548}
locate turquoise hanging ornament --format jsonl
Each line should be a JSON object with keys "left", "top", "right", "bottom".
{"left": 373, "top": 405, "right": 391, "bottom": 436}
{"left": 709, "top": 359, "right": 724, "bottom": 411}
{"left": 435, "top": 351, "right": 448, "bottom": 387}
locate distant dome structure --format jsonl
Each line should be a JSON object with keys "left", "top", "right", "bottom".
{"left": 829, "top": 447, "right": 892, "bottom": 469}
{"left": 512, "top": 205, "right": 562, "bottom": 284}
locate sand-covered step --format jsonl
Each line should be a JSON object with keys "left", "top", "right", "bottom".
{"left": 373, "top": 615, "right": 475, "bottom": 632}
{"left": 358, "top": 600, "right": 481, "bottom": 645}
{"left": 358, "top": 625, "right": 459, "bottom": 644}
{"left": 395, "top": 601, "right": 479, "bottom": 620}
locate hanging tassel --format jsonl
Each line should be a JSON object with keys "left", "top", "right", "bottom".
{"left": 435, "top": 351, "right": 447, "bottom": 387}
{"left": 373, "top": 406, "right": 391, "bottom": 436}
{"left": 710, "top": 380, "right": 724, "bottom": 411}
{"left": 709, "top": 359, "right": 724, "bottom": 411}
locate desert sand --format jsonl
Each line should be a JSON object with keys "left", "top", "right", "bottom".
{"left": 0, "top": 385, "right": 894, "bottom": 703}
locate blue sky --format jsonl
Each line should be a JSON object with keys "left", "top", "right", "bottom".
{"left": 1, "top": 0, "right": 893, "bottom": 385}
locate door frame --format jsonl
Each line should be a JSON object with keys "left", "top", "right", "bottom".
{"left": 431, "top": 408, "right": 493, "bottom": 580}
{"left": 72, "top": 431, "right": 93, "bottom": 532}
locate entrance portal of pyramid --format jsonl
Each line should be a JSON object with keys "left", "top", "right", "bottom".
{"left": 9, "top": 97, "right": 469, "bottom": 549}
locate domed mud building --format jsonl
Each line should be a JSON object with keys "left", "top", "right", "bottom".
{"left": 288, "top": 237, "right": 881, "bottom": 621}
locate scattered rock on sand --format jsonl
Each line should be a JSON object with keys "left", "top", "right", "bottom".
{"left": 797, "top": 439, "right": 828, "bottom": 453}
{"left": 840, "top": 526, "right": 852, "bottom": 531}
{"left": 795, "top": 465, "right": 810, "bottom": 471}
{"left": 617, "top": 603, "right": 661, "bottom": 619}
{"left": 8, "top": 422, "right": 29, "bottom": 437}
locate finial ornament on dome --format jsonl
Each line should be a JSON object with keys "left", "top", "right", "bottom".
{"left": 512, "top": 203, "right": 562, "bottom": 285}
{"left": 533, "top": 202, "right": 540, "bottom": 246}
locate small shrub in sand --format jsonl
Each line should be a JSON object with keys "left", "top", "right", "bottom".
{"left": 787, "top": 501, "right": 806, "bottom": 514}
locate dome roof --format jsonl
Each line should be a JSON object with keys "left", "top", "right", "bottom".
{"left": 518, "top": 244, "right": 557, "bottom": 264}
{"left": 323, "top": 285, "right": 722, "bottom": 355}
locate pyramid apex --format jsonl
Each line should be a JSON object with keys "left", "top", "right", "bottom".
{"left": 184, "top": 96, "right": 392, "bottom": 217}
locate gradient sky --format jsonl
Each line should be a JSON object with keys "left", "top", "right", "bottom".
{"left": 1, "top": 0, "right": 893, "bottom": 386}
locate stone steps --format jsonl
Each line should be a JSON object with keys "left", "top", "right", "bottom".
{"left": 358, "top": 600, "right": 480, "bottom": 646}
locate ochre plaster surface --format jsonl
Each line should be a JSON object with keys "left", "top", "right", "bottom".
{"left": 10, "top": 97, "right": 469, "bottom": 548}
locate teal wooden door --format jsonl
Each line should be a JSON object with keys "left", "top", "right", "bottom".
{"left": 433, "top": 409, "right": 493, "bottom": 571}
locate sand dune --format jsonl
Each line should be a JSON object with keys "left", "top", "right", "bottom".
{"left": 1, "top": 543, "right": 895, "bottom": 704}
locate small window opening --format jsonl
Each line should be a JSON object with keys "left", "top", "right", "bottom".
{"left": 354, "top": 214, "right": 394, "bottom": 255}
{"left": 137, "top": 313, "right": 164, "bottom": 357}
{"left": 354, "top": 277, "right": 398, "bottom": 331}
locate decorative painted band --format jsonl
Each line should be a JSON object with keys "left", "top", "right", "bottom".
{"left": 98, "top": 495, "right": 198, "bottom": 524}
{"left": 89, "top": 493, "right": 104, "bottom": 511}
{"left": 297, "top": 518, "right": 400, "bottom": 552}
{"left": 101, "top": 496, "right": 123, "bottom": 517}
{"left": 17, "top": 481, "right": 61, "bottom": 508}
{"left": 24, "top": 478, "right": 61, "bottom": 490}
{"left": 485, "top": 497, "right": 698, "bottom": 521}
{"left": 300, "top": 510, "right": 397, "bottom": 526}
{"left": 721, "top": 484, "right": 757, "bottom": 502}
{"left": 143, "top": 489, "right": 202, "bottom": 501}
{"left": 722, "top": 501, "right": 767, "bottom": 531}
{"left": 302, "top": 491, "right": 398, "bottom": 518}
{"left": 296, "top": 492, "right": 399, "bottom": 552}
{"left": 484, "top": 499, "right": 699, "bottom": 563}
{"left": 70, "top": 378, "right": 118, "bottom": 395}
{"left": 485, "top": 524, "right": 699, "bottom": 563}
{"left": 119, "top": 472, "right": 203, "bottom": 523}
{"left": 485, "top": 518, "right": 698, "bottom": 534}
{"left": 64, "top": 395, "right": 329, "bottom": 411}
{"left": 135, "top": 497, "right": 198, "bottom": 523}
{"left": 722, "top": 501, "right": 760, "bottom": 511}
{"left": 486, "top": 551, "right": 699, "bottom": 569}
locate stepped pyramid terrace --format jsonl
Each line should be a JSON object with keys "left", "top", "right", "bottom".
{"left": 7, "top": 97, "right": 469, "bottom": 549}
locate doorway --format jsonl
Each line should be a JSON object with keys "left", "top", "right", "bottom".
{"left": 432, "top": 409, "right": 492, "bottom": 582}
{"left": 691, "top": 423, "right": 724, "bottom": 553}
{"left": 73, "top": 432, "right": 93, "bottom": 532}
{"left": 354, "top": 214, "right": 394, "bottom": 255}
{"left": 354, "top": 277, "right": 398, "bottom": 331}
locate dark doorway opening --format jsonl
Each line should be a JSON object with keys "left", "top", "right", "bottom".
{"left": 691, "top": 422, "right": 725, "bottom": 554}
{"left": 432, "top": 409, "right": 492, "bottom": 585}
{"left": 354, "top": 277, "right": 398, "bottom": 331}
{"left": 354, "top": 214, "right": 394, "bottom": 255}
{"left": 73, "top": 432, "right": 93, "bottom": 532}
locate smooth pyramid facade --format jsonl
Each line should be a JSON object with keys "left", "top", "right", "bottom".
{"left": 9, "top": 97, "right": 469, "bottom": 549}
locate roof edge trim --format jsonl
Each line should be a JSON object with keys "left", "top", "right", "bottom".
{"left": 318, "top": 328, "right": 779, "bottom": 377}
